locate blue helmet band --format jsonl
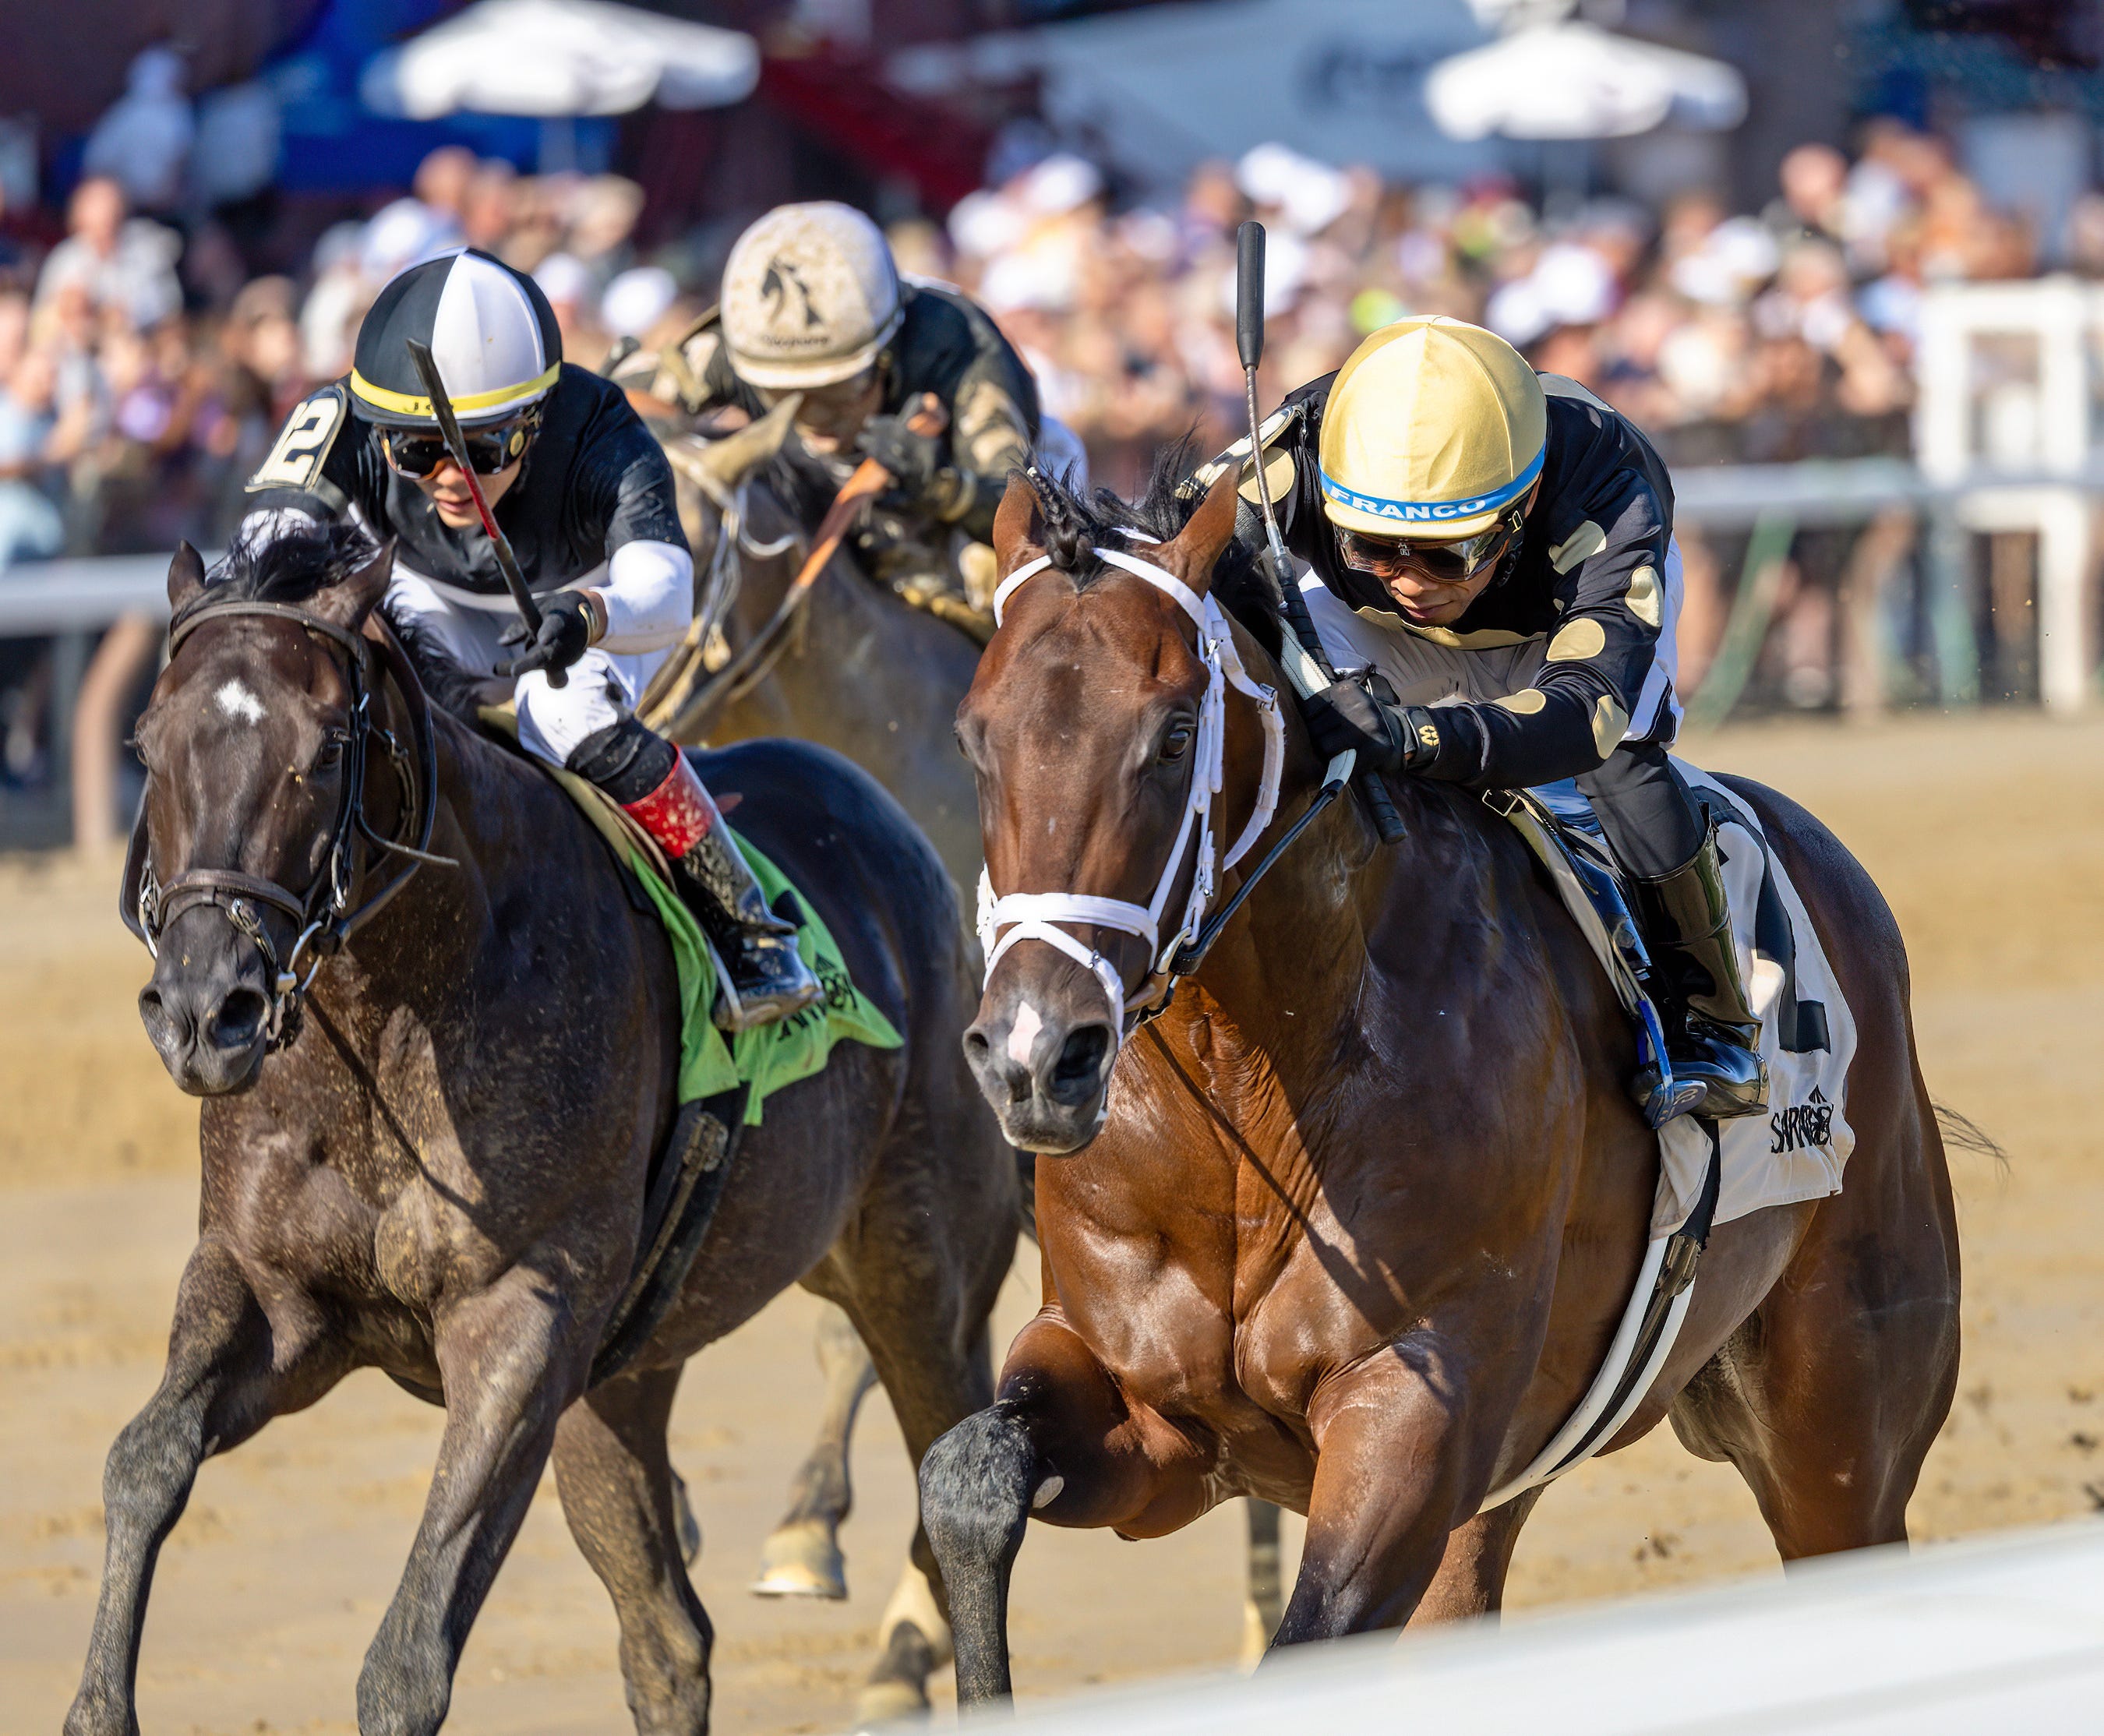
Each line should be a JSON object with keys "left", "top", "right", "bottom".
{"left": 1319, "top": 443, "right": 1544, "bottom": 527}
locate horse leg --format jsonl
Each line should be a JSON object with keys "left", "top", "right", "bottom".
{"left": 1672, "top": 1198, "right": 1959, "bottom": 1559}
{"left": 1404, "top": 1487, "right": 1544, "bottom": 1629}
{"left": 355, "top": 1266, "right": 588, "bottom": 1736}
{"left": 1273, "top": 1333, "right": 1472, "bottom": 1646}
{"left": 552, "top": 1364, "right": 712, "bottom": 1736}
{"left": 920, "top": 1314, "right": 1210, "bottom": 1708}
{"left": 840, "top": 1290, "right": 993, "bottom": 1727}
{"left": 67, "top": 1238, "right": 336, "bottom": 1736}
{"left": 750, "top": 1300, "right": 877, "bottom": 1600}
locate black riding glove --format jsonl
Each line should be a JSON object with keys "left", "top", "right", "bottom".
{"left": 1304, "top": 673, "right": 1439, "bottom": 775}
{"left": 855, "top": 415, "right": 963, "bottom": 518}
{"left": 499, "top": 589, "right": 598, "bottom": 678}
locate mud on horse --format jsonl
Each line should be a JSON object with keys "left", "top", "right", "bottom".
{"left": 66, "top": 526, "right": 1015, "bottom": 1736}
{"left": 920, "top": 464, "right": 1961, "bottom": 1702}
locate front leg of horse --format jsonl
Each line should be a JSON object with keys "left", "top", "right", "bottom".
{"left": 920, "top": 1317, "right": 1207, "bottom": 1708}
{"left": 356, "top": 1267, "right": 588, "bottom": 1736}
{"left": 554, "top": 1365, "right": 713, "bottom": 1736}
{"left": 1273, "top": 1336, "right": 1474, "bottom": 1646}
{"left": 751, "top": 1301, "right": 877, "bottom": 1599}
{"left": 69, "top": 1239, "right": 330, "bottom": 1736}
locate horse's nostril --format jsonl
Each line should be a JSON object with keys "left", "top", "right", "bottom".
{"left": 209, "top": 988, "right": 269, "bottom": 1049}
{"left": 1047, "top": 1025, "right": 1111, "bottom": 1100}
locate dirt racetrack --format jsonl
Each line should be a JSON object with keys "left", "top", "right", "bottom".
{"left": 4, "top": 709, "right": 2102, "bottom": 1734}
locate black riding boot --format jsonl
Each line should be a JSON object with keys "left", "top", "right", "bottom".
{"left": 1631, "top": 827, "right": 1768, "bottom": 1120}
{"left": 673, "top": 817, "right": 824, "bottom": 1032}
{"left": 570, "top": 717, "right": 822, "bottom": 1032}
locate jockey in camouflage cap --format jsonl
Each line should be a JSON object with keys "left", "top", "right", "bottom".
{"left": 654, "top": 202, "right": 1082, "bottom": 630}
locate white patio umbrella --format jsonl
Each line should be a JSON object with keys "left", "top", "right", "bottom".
{"left": 360, "top": 0, "right": 759, "bottom": 120}
{"left": 1425, "top": 19, "right": 1746, "bottom": 141}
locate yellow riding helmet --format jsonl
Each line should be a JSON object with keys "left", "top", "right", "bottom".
{"left": 1318, "top": 316, "right": 1547, "bottom": 541}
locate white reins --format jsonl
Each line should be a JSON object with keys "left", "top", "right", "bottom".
{"left": 976, "top": 543, "right": 1285, "bottom": 1032}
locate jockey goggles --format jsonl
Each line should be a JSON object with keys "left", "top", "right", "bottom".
{"left": 381, "top": 411, "right": 538, "bottom": 478}
{"left": 1336, "top": 507, "right": 1523, "bottom": 584}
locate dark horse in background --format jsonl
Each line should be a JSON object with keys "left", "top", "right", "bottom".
{"left": 662, "top": 415, "right": 1290, "bottom": 1657}
{"left": 919, "top": 466, "right": 1961, "bottom": 1703}
{"left": 66, "top": 527, "right": 1016, "bottom": 1735}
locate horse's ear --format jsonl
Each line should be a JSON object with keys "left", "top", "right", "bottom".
{"left": 312, "top": 537, "right": 394, "bottom": 630}
{"left": 1155, "top": 469, "right": 1241, "bottom": 595}
{"left": 167, "top": 541, "right": 207, "bottom": 614}
{"left": 990, "top": 472, "right": 1045, "bottom": 575}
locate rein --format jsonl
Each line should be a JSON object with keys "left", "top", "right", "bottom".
{"left": 976, "top": 543, "right": 1308, "bottom": 1037}
{"left": 120, "top": 597, "right": 454, "bottom": 1051}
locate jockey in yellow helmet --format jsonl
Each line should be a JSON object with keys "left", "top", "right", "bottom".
{"left": 1237, "top": 315, "right": 1765, "bottom": 1121}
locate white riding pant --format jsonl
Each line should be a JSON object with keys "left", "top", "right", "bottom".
{"left": 387, "top": 566, "right": 675, "bottom": 770}
{"left": 1301, "top": 538, "right": 1686, "bottom": 745}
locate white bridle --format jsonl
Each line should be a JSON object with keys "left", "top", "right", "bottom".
{"left": 975, "top": 542, "right": 1285, "bottom": 1032}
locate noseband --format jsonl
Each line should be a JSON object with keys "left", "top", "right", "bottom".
{"left": 120, "top": 597, "right": 452, "bottom": 1051}
{"left": 976, "top": 544, "right": 1285, "bottom": 1036}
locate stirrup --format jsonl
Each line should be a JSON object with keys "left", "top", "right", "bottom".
{"left": 711, "top": 933, "right": 823, "bottom": 1032}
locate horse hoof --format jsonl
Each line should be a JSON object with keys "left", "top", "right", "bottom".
{"left": 750, "top": 1519, "right": 849, "bottom": 1600}
{"left": 851, "top": 1678, "right": 931, "bottom": 1729}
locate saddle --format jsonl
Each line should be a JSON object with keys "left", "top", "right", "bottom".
{"left": 1487, "top": 777, "right": 1831, "bottom": 1125}
{"left": 1467, "top": 771, "right": 1851, "bottom": 1512}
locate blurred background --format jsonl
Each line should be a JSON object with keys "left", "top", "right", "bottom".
{"left": 2, "top": 0, "right": 2104, "bottom": 845}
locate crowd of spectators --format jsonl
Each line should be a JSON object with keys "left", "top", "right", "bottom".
{"left": 927, "top": 121, "right": 2102, "bottom": 494}
{"left": 0, "top": 107, "right": 2092, "bottom": 789}
{"left": 0, "top": 146, "right": 686, "bottom": 575}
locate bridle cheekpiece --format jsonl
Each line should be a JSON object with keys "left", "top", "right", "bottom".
{"left": 121, "top": 597, "right": 453, "bottom": 1052}
{"left": 976, "top": 541, "right": 1284, "bottom": 1038}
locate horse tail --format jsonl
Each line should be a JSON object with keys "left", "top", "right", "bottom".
{"left": 1933, "top": 1101, "right": 2008, "bottom": 1173}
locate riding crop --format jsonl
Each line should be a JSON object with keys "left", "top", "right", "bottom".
{"left": 1234, "top": 221, "right": 1406, "bottom": 845}
{"left": 649, "top": 393, "right": 950, "bottom": 742}
{"left": 403, "top": 337, "right": 563, "bottom": 689}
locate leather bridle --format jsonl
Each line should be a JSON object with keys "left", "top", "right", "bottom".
{"left": 120, "top": 598, "right": 454, "bottom": 1051}
{"left": 976, "top": 542, "right": 1288, "bottom": 1043}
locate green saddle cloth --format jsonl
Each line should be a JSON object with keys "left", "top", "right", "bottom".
{"left": 623, "top": 821, "right": 903, "bottom": 1123}
{"left": 479, "top": 708, "right": 902, "bottom": 1124}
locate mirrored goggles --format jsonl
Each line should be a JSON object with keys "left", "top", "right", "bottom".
{"left": 382, "top": 415, "right": 535, "bottom": 478}
{"left": 1337, "top": 512, "right": 1522, "bottom": 585}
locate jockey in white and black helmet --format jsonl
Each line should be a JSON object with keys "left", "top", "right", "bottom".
{"left": 237, "top": 246, "right": 821, "bottom": 1030}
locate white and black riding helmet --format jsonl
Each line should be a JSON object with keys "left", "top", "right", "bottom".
{"left": 349, "top": 249, "right": 563, "bottom": 439}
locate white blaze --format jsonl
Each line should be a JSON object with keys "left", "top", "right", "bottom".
{"left": 1007, "top": 1000, "right": 1043, "bottom": 1067}
{"left": 215, "top": 680, "right": 265, "bottom": 725}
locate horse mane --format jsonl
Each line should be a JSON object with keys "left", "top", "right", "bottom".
{"left": 187, "top": 517, "right": 489, "bottom": 725}
{"left": 1022, "top": 439, "right": 1284, "bottom": 659}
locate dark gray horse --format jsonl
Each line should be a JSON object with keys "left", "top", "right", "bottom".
{"left": 65, "top": 528, "right": 1016, "bottom": 1735}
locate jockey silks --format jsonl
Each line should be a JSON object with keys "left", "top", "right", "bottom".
{"left": 247, "top": 362, "right": 683, "bottom": 612}
{"left": 1269, "top": 372, "right": 1678, "bottom": 792}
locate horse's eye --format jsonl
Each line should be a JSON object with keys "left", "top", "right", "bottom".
{"left": 315, "top": 733, "right": 347, "bottom": 768}
{"left": 1160, "top": 723, "right": 1194, "bottom": 763}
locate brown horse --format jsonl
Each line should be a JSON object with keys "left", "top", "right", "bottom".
{"left": 662, "top": 425, "right": 1290, "bottom": 1659}
{"left": 919, "top": 465, "right": 1961, "bottom": 1702}
{"left": 65, "top": 525, "right": 1015, "bottom": 1735}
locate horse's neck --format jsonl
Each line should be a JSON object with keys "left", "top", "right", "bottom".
{"left": 1184, "top": 629, "right": 1509, "bottom": 1092}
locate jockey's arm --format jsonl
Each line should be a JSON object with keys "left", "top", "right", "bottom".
{"left": 574, "top": 404, "right": 694, "bottom": 653}
{"left": 934, "top": 374, "right": 1034, "bottom": 542}
{"left": 1315, "top": 471, "right": 1668, "bottom": 791}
